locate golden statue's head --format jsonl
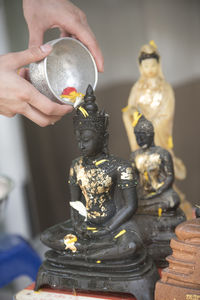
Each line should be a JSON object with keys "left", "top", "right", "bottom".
{"left": 138, "top": 41, "right": 164, "bottom": 79}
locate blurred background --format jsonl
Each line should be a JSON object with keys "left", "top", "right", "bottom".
{"left": 0, "top": 0, "right": 200, "bottom": 295}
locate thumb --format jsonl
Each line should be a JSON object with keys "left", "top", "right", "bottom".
{"left": 6, "top": 45, "right": 52, "bottom": 70}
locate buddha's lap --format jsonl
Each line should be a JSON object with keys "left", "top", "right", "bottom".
{"left": 41, "top": 218, "right": 143, "bottom": 258}
{"left": 138, "top": 188, "right": 180, "bottom": 212}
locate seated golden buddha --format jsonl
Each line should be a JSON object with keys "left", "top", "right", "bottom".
{"left": 122, "top": 41, "right": 186, "bottom": 181}
{"left": 131, "top": 114, "right": 186, "bottom": 267}
{"left": 35, "top": 86, "right": 159, "bottom": 300}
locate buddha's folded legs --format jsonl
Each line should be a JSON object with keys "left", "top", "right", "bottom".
{"left": 41, "top": 219, "right": 143, "bottom": 261}
{"left": 137, "top": 188, "right": 180, "bottom": 214}
{"left": 41, "top": 219, "right": 74, "bottom": 251}
{"left": 83, "top": 230, "right": 141, "bottom": 261}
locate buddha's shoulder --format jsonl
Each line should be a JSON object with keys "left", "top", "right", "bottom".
{"left": 108, "top": 155, "right": 133, "bottom": 171}
{"left": 130, "top": 149, "right": 141, "bottom": 161}
{"left": 71, "top": 156, "right": 84, "bottom": 167}
{"left": 153, "top": 146, "right": 172, "bottom": 159}
{"left": 130, "top": 147, "right": 171, "bottom": 161}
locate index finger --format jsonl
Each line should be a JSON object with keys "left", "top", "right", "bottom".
{"left": 69, "top": 24, "right": 104, "bottom": 73}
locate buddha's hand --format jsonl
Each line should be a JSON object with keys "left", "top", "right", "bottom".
{"left": 75, "top": 222, "right": 88, "bottom": 238}
{"left": 145, "top": 185, "right": 166, "bottom": 200}
{"left": 145, "top": 192, "right": 157, "bottom": 200}
{"left": 85, "top": 226, "right": 111, "bottom": 239}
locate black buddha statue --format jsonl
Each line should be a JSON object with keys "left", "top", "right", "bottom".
{"left": 35, "top": 86, "right": 159, "bottom": 300}
{"left": 131, "top": 114, "right": 186, "bottom": 267}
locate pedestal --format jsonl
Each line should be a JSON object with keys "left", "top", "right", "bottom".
{"left": 134, "top": 208, "right": 186, "bottom": 267}
{"left": 34, "top": 249, "right": 159, "bottom": 300}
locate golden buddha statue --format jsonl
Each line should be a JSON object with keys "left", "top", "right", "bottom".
{"left": 122, "top": 41, "right": 186, "bottom": 181}
{"left": 131, "top": 114, "right": 186, "bottom": 267}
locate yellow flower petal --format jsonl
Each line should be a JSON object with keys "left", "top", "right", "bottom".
{"left": 78, "top": 106, "right": 89, "bottom": 118}
{"left": 121, "top": 105, "right": 129, "bottom": 112}
{"left": 95, "top": 159, "right": 109, "bottom": 166}
{"left": 168, "top": 136, "right": 174, "bottom": 149}
{"left": 87, "top": 227, "right": 97, "bottom": 230}
{"left": 157, "top": 181, "right": 164, "bottom": 189}
{"left": 132, "top": 111, "right": 142, "bottom": 127}
{"left": 149, "top": 40, "right": 157, "bottom": 49}
{"left": 158, "top": 207, "right": 162, "bottom": 217}
{"left": 114, "top": 229, "right": 126, "bottom": 239}
{"left": 148, "top": 192, "right": 156, "bottom": 197}
{"left": 144, "top": 171, "right": 149, "bottom": 181}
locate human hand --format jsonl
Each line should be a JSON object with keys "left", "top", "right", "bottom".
{"left": 23, "top": 0, "right": 104, "bottom": 72}
{"left": 0, "top": 45, "right": 73, "bottom": 126}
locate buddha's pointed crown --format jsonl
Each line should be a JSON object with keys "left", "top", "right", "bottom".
{"left": 73, "top": 84, "right": 109, "bottom": 133}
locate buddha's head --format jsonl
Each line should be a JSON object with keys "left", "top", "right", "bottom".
{"left": 195, "top": 206, "right": 200, "bottom": 218}
{"left": 138, "top": 41, "right": 163, "bottom": 79}
{"left": 134, "top": 114, "right": 154, "bottom": 149}
{"left": 73, "top": 85, "right": 109, "bottom": 158}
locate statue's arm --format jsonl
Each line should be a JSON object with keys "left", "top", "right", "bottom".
{"left": 107, "top": 186, "right": 138, "bottom": 232}
{"left": 127, "top": 83, "right": 138, "bottom": 107}
{"left": 69, "top": 183, "right": 82, "bottom": 203}
{"left": 68, "top": 161, "right": 85, "bottom": 232}
{"left": 146, "top": 149, "right": 174, "bottom": 199}
{"left": 122, "top": 83, "right": 139, "bottom": 151}
{"left": 92, "top": 185, "right": 138, "bottom": 238}
{"left": 69, "top": 184, "right": 87, "bottom": 236}
{"left": 160, "top": 150, "right": 174, "bottom": 189}
{"left": 153, "top": 84, "right": 175, "bottom": 149}
{"left": 105, "top": 164, "right": 138, "bottom": 232}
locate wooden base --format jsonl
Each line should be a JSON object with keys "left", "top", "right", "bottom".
{"left": 155, "top": 281, "right": 200, "bottom": 300}
{"left": 15, "top": 283, "right": 137, "bottom": 300}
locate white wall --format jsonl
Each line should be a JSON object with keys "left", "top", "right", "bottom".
{"left": 75, "top": 0, "right": 200, "bottom": 88}
{"left": 0, "top": 1, "right": 31, "bottom": 238}
{"left": 142, "top": 0, "right": 200, "bottom": 85}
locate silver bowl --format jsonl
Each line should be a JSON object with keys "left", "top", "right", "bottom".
{"left": 29, "top": 37, "right": 98, "bottom": 106}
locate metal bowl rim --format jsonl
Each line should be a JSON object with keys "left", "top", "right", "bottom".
{"left": 43, "top": 37, "right": 98, "bottom": 104}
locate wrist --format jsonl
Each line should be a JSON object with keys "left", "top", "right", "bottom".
{"left": 105, "top": 225, "right": 111, "bottom": 234}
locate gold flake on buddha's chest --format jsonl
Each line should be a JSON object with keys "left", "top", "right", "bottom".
{"left": 136, "top": 153, "right": 161, "bottom": 172}
{"left": 75, "top": 161, "right": 112, "bottom": 217}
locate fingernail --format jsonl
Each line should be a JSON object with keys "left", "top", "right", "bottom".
{"left": 98, "top": 62, "right": 104, "bottom": 73}
{"left": 40, "top": 44, "right": 52, "bottom": 53}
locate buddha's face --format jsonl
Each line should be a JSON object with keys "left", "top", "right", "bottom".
{"left": 76, "top": 129, "right": 104, "bottom": 157}
{"left": 141, "top": 58, "right": 159, "bottom": 78}
{"left": 135, "top": 131, "right": 154, "bottom": 149}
